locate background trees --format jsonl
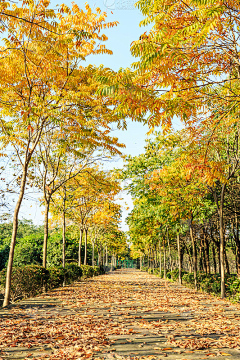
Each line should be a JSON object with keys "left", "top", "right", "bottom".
{"left": 122, "top": 128, "right": 240, "bottom": 297}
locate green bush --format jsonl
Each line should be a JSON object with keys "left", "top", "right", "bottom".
{"left": 81, "top": 265, "right": 95, "bottom": 278}
{"left": 182, "top": 272, "right": 195, "bottom": 284}
{"left": 64, "top": 263, "right": 82, "bottom": 284}
{"left": 47, "top": 267, "right": 65, "bottom": 289}
{"left": 0, "top": 265, "right": 48, "bottom": 301}
{"left": 138, "top": 265, "right": 240, "bottom": 299}
{"left": 0, "top": 263, "right": 102, "bottom": 304}
{"left": 93, "top": 266, "right": 104, "bottom": 276}
{"left": 182, "top": 272, "right": 238, "bottom": 297}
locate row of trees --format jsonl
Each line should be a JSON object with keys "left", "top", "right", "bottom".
{"left": 121, "top": 125, "right": 240, "bottom": 298}
{"left": 0, "top": 217, "right": 128, "bottom": 271}
{"left": 0, "top": 0, "right": 132, "bottom": 306}
{"left": 97, "top": 0, "right": 240, "bottom": 299}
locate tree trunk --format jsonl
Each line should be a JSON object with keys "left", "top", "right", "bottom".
{"left": 154, "top": 246, "right": 158, "bottom": 268}
{"left": 62, "top": 209, "right": 66, "bottom": 286}
{"left": 203, "top": 229, "right": 210, "bottom": 274}
{"left": 3, "top": 166, "right": 28, "bottom": 307}
{"left": 98, "top": 250, "right": 102, "bottom": 266}
{"left": 190, "top": 223, "right": 197, "bottom": 290}
{"left": 217, "top": 242, "right": 221, "bottom": 274}
{"left": 163, "top": 239, "right": 166, "bottom": 279}
{"left": 167, "top": 228, "right": 173, "bottom": 273}
{"left": 62, "top": 215, "right": 66, "bottom": 268}
{"left": 92, "top": 241, "right": 95, "bottom": 267}
{"left": 84, "top": 228, "right": 87, "bottom": 265}
{"left": 78, "top": 228, "right": 83, "bottom": 267}
{"left": 200, "top": 236, "right": 207, "bottom": 273}
{"left": 224, "top": 248, "right": 230, "bottom": 274}
{"left": 177, "top": 234, "right": 182, "bottom": 285}
{"left": 159, "top": 238, "right": 162, "bottom": 277}
{"left": 213, "top": 185, "right": 226, "bottom": 298}
{"left": 219, "top": 187, "right": 226, "bottom": 298}
{"left": 106, "top": 245, "right": 108, "bottom": 267}
{"left": 212, "top": 243, "right": 217, "bottom": 274}
{"left": 232, "top": 213, "right": 240, "bottom": 277}
{"left": 43, "top": 200, "right": 50, "bottom": 269}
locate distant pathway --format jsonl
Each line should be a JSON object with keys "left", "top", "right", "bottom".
{"left": 1, "top": 269, "right": 240, "bottom": 359}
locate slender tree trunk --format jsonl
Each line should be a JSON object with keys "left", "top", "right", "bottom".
{"left": 151, "top": 247, "right": 154, "bottom": 269}
{"left": 167, "top": 228, "right": 172, "bottom": 273}
{"left": 212, "top": 243, "right": 217, "bottom": 274}
{"left": 154, "top": 245, "right": 157, "bottom": 268}
{"left": 163, "top": 239, "right": 166, "bottom": 279}
{"left": 78, "top": 228, "right": 83, "bottom": 267}
{"left": 62, "top": 213, "right": 66, "bottom": 269}
{"left": 3, "top": 167, "right": 28, "bottom": 307}
{"left": 98, "top": 250, "right": 102, "bottom": 266}
{"left": 224, "top": 248, "right": 230, "bottom": 274}
{"left": 232, "top": 213, "right": 240, "bottom": 278}
{"left": 92, "top": 241, "right": 95, "bottom": 267}
{"left": 159, "top": 238, "right": 162, "bottom": 277}
{"left": 199, "top": 245, "right": 203, "bottom": 272}
{"left": 219, "top": 188, "right": 226, "bottom": 298}
{"left": 43, "top": 200, "right": 50, "bottom": 268}
{"left": 200, "top": 236, "right": 207, "bottom": 273}
{"left": 177, "top": 234, "right": 182, "bottom": 285}
{"left": 213, "top": 186, "right": 226, "bottom": 298}
{"left": 62, "top": 209, "right": 66, "bottom": 286}
{"left": 84, "top": 228, "right": 87, "bottom": 265}
{"left": 190, "top": 223, "right": 197, "bottom": 290}
{"left": 106, "top": 245, "right": 108, "bottom": 267}
{"left": 203, "top": 229, "right": 210, "bottom": 274}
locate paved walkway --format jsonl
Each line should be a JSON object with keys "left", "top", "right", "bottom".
{"left": 1, "top": 270, "right": 240, "bottom": 360}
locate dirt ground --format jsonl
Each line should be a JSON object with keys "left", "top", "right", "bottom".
{"left": 1, "top": 269, "right": 240, "bottom": 360}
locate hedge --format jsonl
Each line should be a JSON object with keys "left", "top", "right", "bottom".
{"left": 0, "top": 263, "right": 103, "bottom": 304}
{"left": 141, "top": 266, "right": 240, "bottom": 300}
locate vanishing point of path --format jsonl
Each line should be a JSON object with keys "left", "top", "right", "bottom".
{"left": 1, "top": 270, "right": 240, "bottom": 360}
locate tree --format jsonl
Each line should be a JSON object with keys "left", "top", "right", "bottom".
{"left": 0, "top": 1, "right": 120, "bottom": 307}
{"left": 50, "top": 166, "right": 122, "bottom": 267}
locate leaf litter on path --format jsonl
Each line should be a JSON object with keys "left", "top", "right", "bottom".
{"left": 1, "top": 270, "right": 240, "bottom": 359}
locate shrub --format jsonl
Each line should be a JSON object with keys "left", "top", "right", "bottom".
{"left": 93, "top": 266, "right": 105, "bottom": 276}
{"left": 0, "top": 265, "right": 48, "bottom": 302}
{"left": 81, "top": 265, "right": 95, "bottom": 278}
{"left": 0, "top": 263, "right": 102, "bottom": 304}
{"left": 141, "top": 266, "right": 148, "bottom": 272}
{"left": 182, "top": 272, "right": 195, "bottom": 285}
{"left": 47, "top": 267, "right": 64, "bottom": 289}
{"left": 64, "top": 263, "right": 82, "bottom": 284}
